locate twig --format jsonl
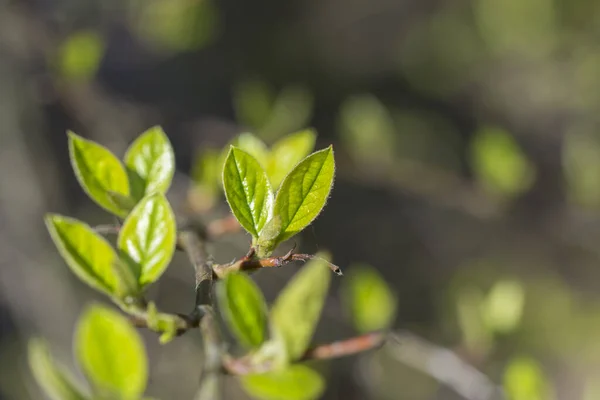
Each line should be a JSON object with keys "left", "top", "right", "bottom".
{"left": 300, "top": 332, "right": 385, "bottom": 361}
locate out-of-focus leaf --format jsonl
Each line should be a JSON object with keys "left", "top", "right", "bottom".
{"left": 260, "top": 85, "right": 314, "bottom": 142}
{"left": 45, "top": 214, "right": 133, "bottom": 298}
{"left": 481, "top": 280, "right": 525, "bottom": 334}
{"left": 503, "top": 356, "right": 553, "bottom": 400}
{"left": 241, "top": 365, "right": 324, "bottom": 400}
{"left": 57, "top": 31, "right": 104, "bottom": 82}
{"left": 132, "top": 0, "right": 218, "bottom": 53}
{"left": 117, "top": 193, "right": 176, "bottom": 287}
{"left": 267, "top": 129, "right": 316, "bottom": 188}
{"left": 68, "top": 132, "right": 131, "bottom": 217}
{"left": 456, "top": 286, "right": 492, "bottom": 354}
{"left": 470, "top": 126, "right": 535, "bottom": 197}
{"left": 217, "top": 273, "right": 268, "bottom": 349}
{"left": 476, "top": 0, "right": 557, "bottom": 57}
{"left": 233, "top": 133, "right": 270, "bottom": 165}
{"left": 264, "top": 147, "right": 335, "bottom": 250}
{"left": 338, "top": 95, "right": 396, "bottom": 165}
{"left": 222, "top": 147, "right": 274, "bottom": 238}
{"left": 270, "top": 254, "right": 332, "bottom": 362}
{"left": 75, "top": 304, "right": 148, "bottom": 399}
{"left": 124, "top": 126, "right": 175, "bottom": 201}
{"left": 234, "top": 79, "right": 275, "bottom": 131}
{"left": 28, "top": 339, "right": 89, "bottom": 400}
{"left": 563, "top": 129, "right": 600, "bottom": 208}
{"left": 343, "top": 264, "right": 397, "bottom": 333}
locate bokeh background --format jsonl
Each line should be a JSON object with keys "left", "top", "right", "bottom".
{"left": 2, "top": 0, "right": 600, "bottom": 398}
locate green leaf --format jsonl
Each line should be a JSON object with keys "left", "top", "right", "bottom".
{"left": 68, "top": 131, "right": 131, "bottom": 217}
{"left": 503, "top": 356, "right": 554, "bottom": 400}
{"left": 222, "top": 147, "right": 274, "bottom": 238}
{"left": 145, "top": 302, "right": 183, "bottom": 344}
{"left": 470, "top": 126, "right": 535, "bottom": 197}
{"left": 270, "top": 253, "right": 332, "bottom": 361}
{"left": 234, "top": 79, "right": 274, "bottom": 131}
{"left": 267, "top": 129, "right": 316, "bottom": 188}
{"left": 124, "top": 126, "right": 175, "bottom": 201}
{"left": 75, "top": 304, "right": 148, "bottom": 399}
{"left": 343, "top": 264, "right": 397, "bottom": 333}
{"left": 217, "top": 273, "right": 268, "bottom": 349}
{"left": 28, "top": 339, "right": 89, "bottom": 400}
{"left": 266, "top": 146, "right": 335, "bottom": 247}
{"left": 241, "top": 365, "right": 324, "bottom": 400}
{"left": 45, "top": 214, "right": 132, "bottom": 298}
{"left": 117, "top": 193, "right": 177, "bottom": 287}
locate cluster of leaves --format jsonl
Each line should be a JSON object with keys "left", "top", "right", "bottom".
{"left": 30, "top": 126, "right": 398, "bottom": 400}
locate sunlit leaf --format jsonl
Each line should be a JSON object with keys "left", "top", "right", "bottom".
{"left": 117, "top": 193, "right": 176, "bottom": 287}
{"left": 470, "top": 126, "right": 535, "bottom": 197}
{"left": 270, "top": 254, "right": 332, "bottom": 361}
{"left": 45, "top": 214, "right": 133, "bottom": 298}
{"left": 343, "top": 264, "right": 397, "bottom": 333}
{"left": 75, "top": 304, "right": 148, "bottom": 399}
{"left": 124, "top": 126, "right": 175, "bottom": 201}
{"left": 481, "top": 280, "right": 525, "bottom": 334}
{"left": 241, "top": 365, "right": 324, "bottom": 400}
{"left": 28, "top": 339, "right": 89, "bottom": 400}
{"left": 268, "top": 129, "right": 316, "bottom": 188}
{"left": 265, "top": 147, "right": 335, "bottom": 248}
{"left": 145, "top": 302, "right": 183, "bottom": 344}
{"left": 217, "top": 273, "right": 268, "bottom": 349}
{"left": 503, "top": 356, "right": 554, "bottom": 400}
{"left": 57, "top": 31, "right": 104, "bottom": 82}
{"left": 68, "top": 131, "right": 131, "bottom": 217}
{"left": 222, "top": 147, "right": 274, "bottom": 238}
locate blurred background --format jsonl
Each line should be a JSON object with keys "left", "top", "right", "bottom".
{"left": 1, "top": 0, "right": 600, "bottom": 398}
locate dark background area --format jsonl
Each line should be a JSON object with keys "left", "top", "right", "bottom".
{"left": 2, "top": 0, "right": 600, "bottom": 398}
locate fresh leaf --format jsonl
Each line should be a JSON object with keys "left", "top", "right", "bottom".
{"left": 75, "top": 304, "right": 148, "bottom": 399}
{"left": 265, "top": 146, "right": 335, "bottom": 248}
{"left": 68, "top": 131, "right": 130, "bottom": 217}
{"left": 124, "top": 126, "right": 175, "bottom": 201}
{"left": 28, "top": 339, "right": 89, "bottom": 400}
{"left": 45, "top": 214, "right": 133, "bottom": 298}
{"left": 57, "top": 30, "right": 104, "bottom": 82}
{"left": 267, "top": 129, "right": 316, "bottom": 188}
{"left": 145, "top": 301, "right": 184, "bottom": 344}
{"left": 470, "top": 126, "right": 535, "bottom": 197}
{"left": 222, "top": 147, "right": 274, "bottom": 238}
{"left": 217, "top": 273, "right": 268, "bottom": 349}
{"left": 241, "top": 365, "right": 324, "bottom": 400}
{"left": 270, "top": 253, "right": 332, "bottom": 361}
{"left": 117, "top": 193, "right": 176, "bottom": 287}
{"left": 343, "top": 264, "right": 397, "bottom": 333}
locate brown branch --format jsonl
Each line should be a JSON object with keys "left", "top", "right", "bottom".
{"left": 299, "top": 332, "right": 385, "bottom": 361}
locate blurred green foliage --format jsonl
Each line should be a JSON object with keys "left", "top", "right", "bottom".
{"left": 56, "top": 31, "right": 105, "bottom": 82}
{"left": 503, "top": 356, "right": 554, "bottom": 400}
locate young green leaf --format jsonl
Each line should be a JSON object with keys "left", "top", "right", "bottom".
{"left": 117, "top": 193, "right": 176, "bottom": 287}
{"left": 270, "top": 253, "right": 332, "bottom": 361}
{"left": 45, "top": 214, "right": 132, "bottom": 298}
{"left": 217, "top": 273, "right": 268, "bottom": 349}
{"left": 342, "top": 264, "right": 397, "bottom": 333}
{"left": 222, "top": 147, "right": 274, "bottom": 238}
{"left": 503, "top": 356, "right": 553, "bottom": 400}
{"left": 28, "top": 339, "right": 89, "bottom": 400}
{"left": 68, "top": 131, "right": 130, "bottom": 217}
{"left": 75, "top": 304, "right": 148, "bottom": 399}
{"left": 265, "top": 146, "right": 335, "bottom": 248}
{"left": 241, "top": 365, "right": 324, "bottom": 400}
{"left": 267, "top": 129, "right": 316, "bottom": 188}
{"left": 124, "top": 126, "right": 175, "bottom": 201}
